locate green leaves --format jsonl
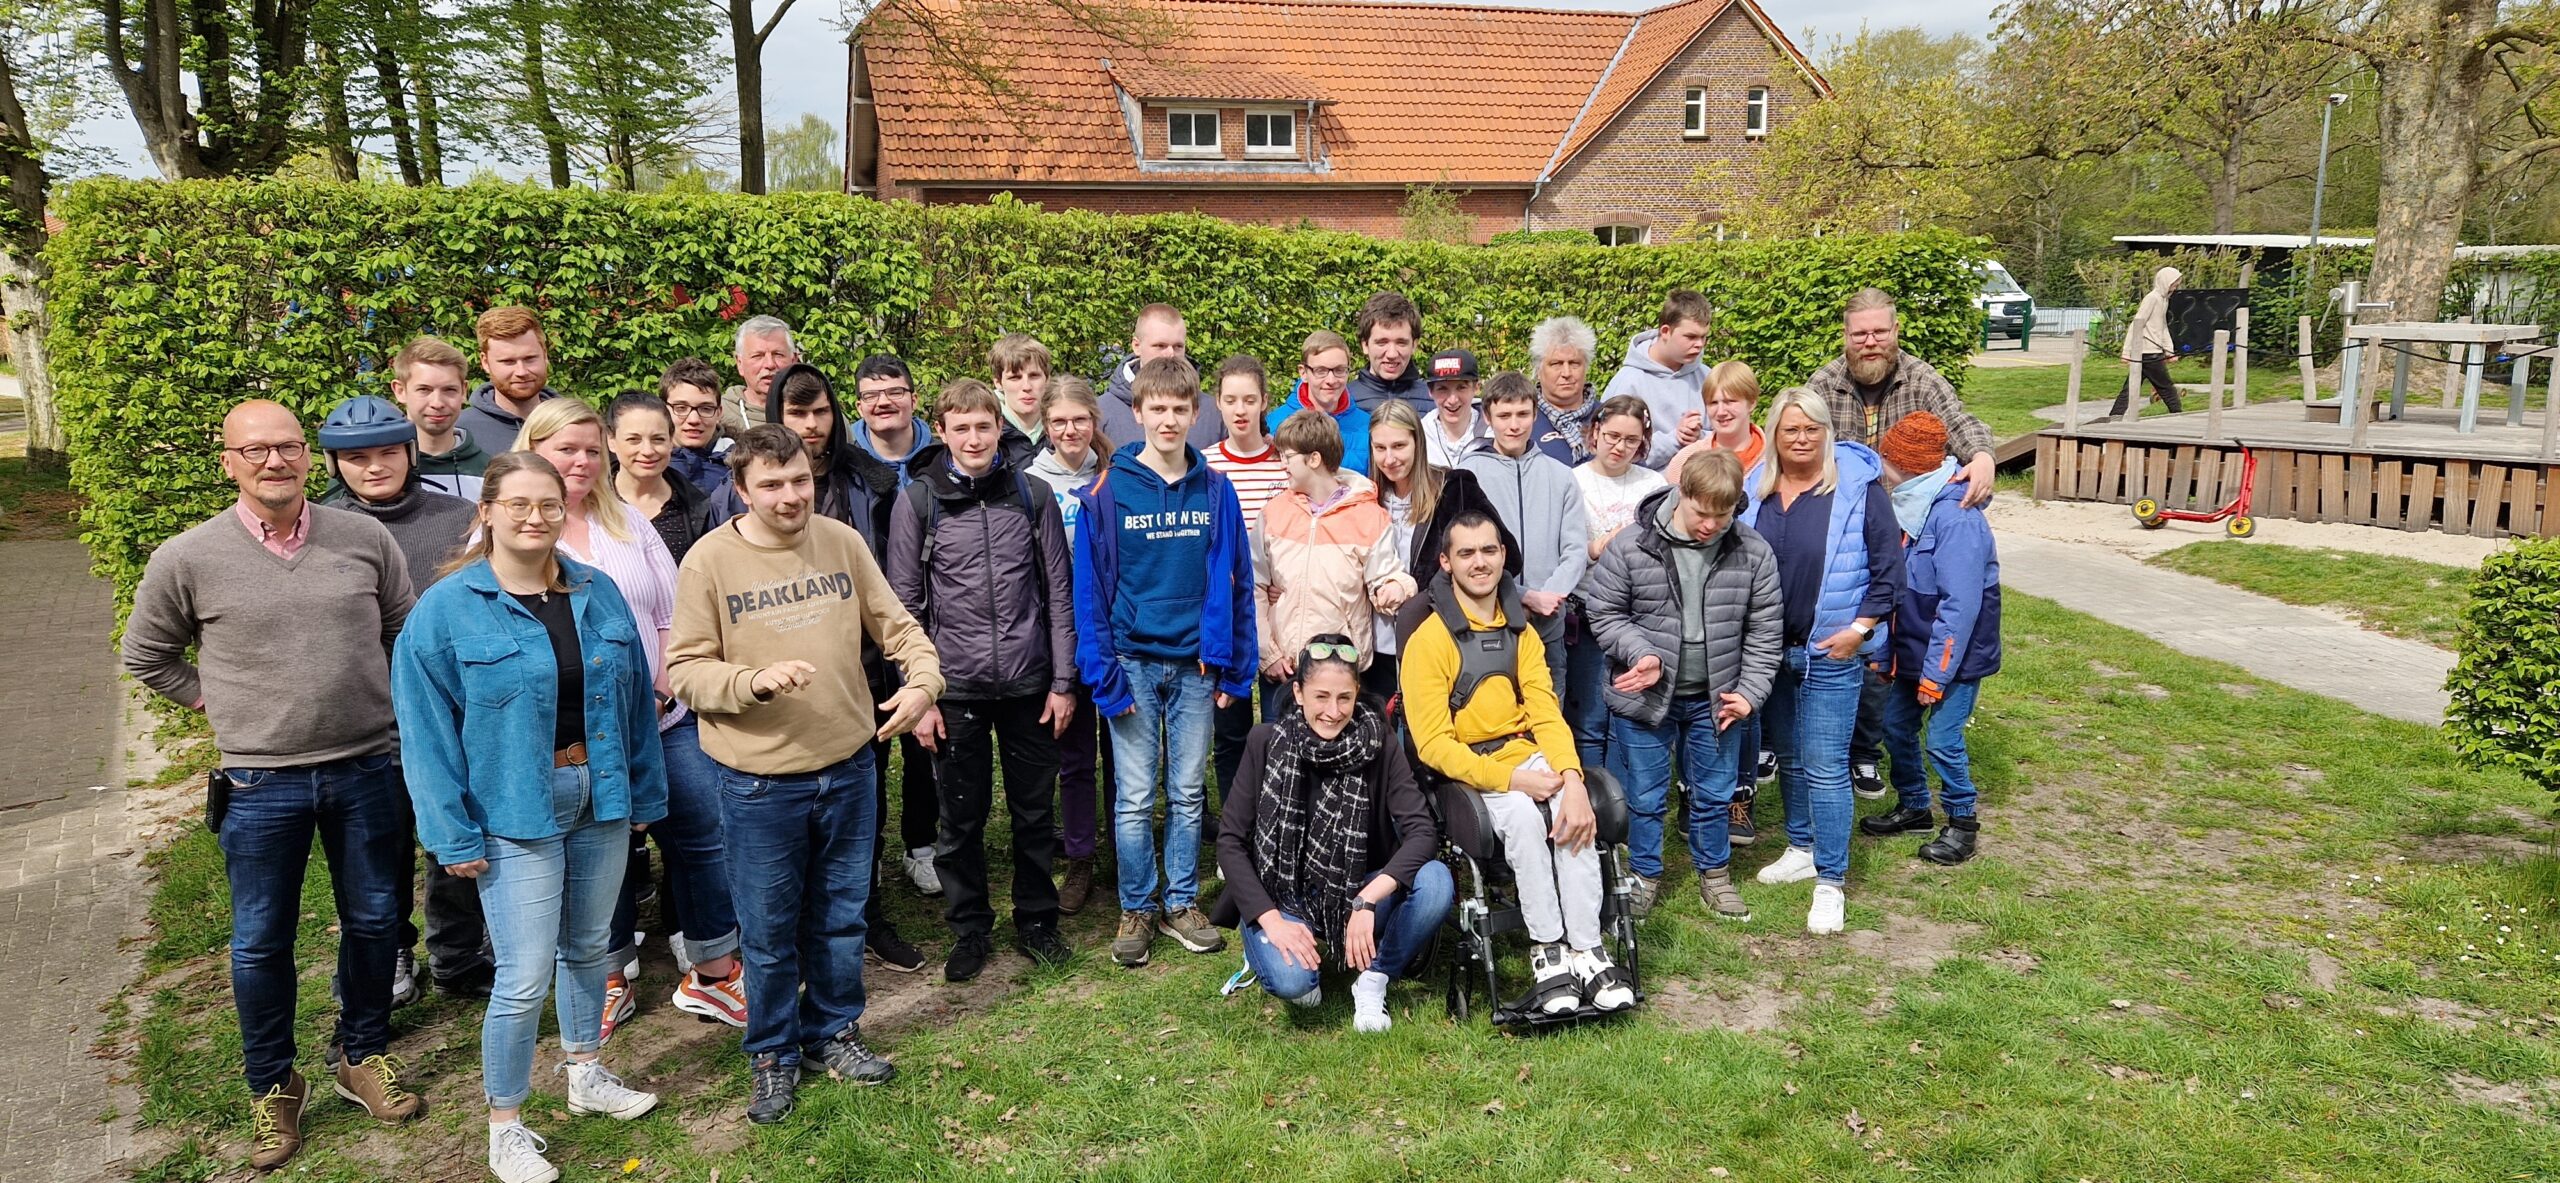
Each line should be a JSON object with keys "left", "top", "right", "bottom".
{"left": 2446, "top": 536, "right": 2560, "bottom": 801}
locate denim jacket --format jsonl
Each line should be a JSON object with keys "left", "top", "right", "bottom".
{"left": 392, "top": 556, "right": 668, "bottom": 864}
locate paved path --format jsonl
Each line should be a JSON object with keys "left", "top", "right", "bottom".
{"left": 0, "top": 541, "right": 150, "bottom": 1180}
{"left": 2000, "top": 533, "right": 2455, "bottom": 725}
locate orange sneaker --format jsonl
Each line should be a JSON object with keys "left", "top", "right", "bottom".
{"left": 670, "top": 966, "right": 747, "bottom": 1028}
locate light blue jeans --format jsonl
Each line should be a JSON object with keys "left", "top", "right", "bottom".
{"left": 1610, "top": 696, "right": 1743, "bottom": 876}
{"left": 1107, "top": 657, "right": 1214, "bottom": 913}
{"left": 476, "top": 764, "right": 627, "bottom": 1109}
{"left": 1764, "top": 647, "right": 1863, "bottom": 887}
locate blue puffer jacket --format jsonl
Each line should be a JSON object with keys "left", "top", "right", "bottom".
{"left": 1742, "top": 440, "right": 1892, "bottom": 659}
{"left": 1889, "top": 481, "right": 2002, "bottom": 690}
{"left": 392, "top": 556, "right": 669, "bottom": 866}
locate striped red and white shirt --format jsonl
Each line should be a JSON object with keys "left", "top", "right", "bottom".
{"left": 1207, "top": 440, "right": 1290, "bottom": 530}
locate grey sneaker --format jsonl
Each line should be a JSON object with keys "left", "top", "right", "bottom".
{"left": 812, "top": 1025, "right": 895, "bottom": 1085}
{"left": 1112, "top": 911, "right": 1155, "bottom": 967}
{"left": 745, "top": 1055, "right": 798, "bottom": 1124}
{"left": 1698, "top": 869, "right": 1752, "bottom": 921}
{"left": 1626, "top": 874, "right": 1660, "bottom": 921}
{"left": 1158, "top": 906, "right": 1225, "bottom": 954}
{"left": 391, "top": 947, "right": 420, "bottom": 1008}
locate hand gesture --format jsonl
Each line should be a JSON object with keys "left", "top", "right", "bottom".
{"left": 751, "top": 659, "right": 817, "bottom": 698}
{"left": 876, "top": 685, "right": 933, "bottom": 739}
{"left": 1613, "top": 654, "right": 1662, "bottom": 694}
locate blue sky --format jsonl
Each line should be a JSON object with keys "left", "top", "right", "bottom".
{"left": 67, "top": 0, "right": 2000, "bottom": 180}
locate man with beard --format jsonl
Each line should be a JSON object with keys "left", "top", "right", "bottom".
{"left": 1799, "top": 288, "right": 1995, "bottom": 509}
{"left": 455, "top": 306, "right": 563, "bottom": 448}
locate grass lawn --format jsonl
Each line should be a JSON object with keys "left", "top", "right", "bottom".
{"left": 123, "top": 593, "right": 2560, "bottom": 1182}
{"left": 2148, "top": 542, "right": 2477, "bottom": 649}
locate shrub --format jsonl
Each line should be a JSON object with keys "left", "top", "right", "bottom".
{"left": 2446, "top": 537, "right": 2560, "bottom": 806}
{"left": 1487, "top": 229, "right": 1602, "bottom": 249}
{"left": 44, "top": 180, "right": 1983, "bottom": 611}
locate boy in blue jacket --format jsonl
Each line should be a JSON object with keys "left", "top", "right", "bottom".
{"left": 1858, "top": 413, "right": 2000, "bottom": 865}
{"left": 1072, "top": 356, "right": 1258, "bottom": 968}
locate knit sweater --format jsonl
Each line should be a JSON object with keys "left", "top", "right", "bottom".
{"left": 122, "top": 504, "right": 415, "bottom": 767}
{"left": 321, "top": 484, "right": 476, "bottom": 596}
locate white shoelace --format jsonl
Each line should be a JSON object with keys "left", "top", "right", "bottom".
{"left": 491, "top": 1122, "right": 549, "bottom": 1168}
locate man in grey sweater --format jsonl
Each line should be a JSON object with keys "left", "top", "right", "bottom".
{"left": 1456, "top": 373, "right": 1590, "bottom": 716}
{"left": 121, "top": 400, "right": 424, "bottom": 1171}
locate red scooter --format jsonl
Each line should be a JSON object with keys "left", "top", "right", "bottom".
{"left": 2132, "top": 445, "right": 2258, "bottom": 538}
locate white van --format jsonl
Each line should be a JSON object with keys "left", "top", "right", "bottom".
{"left": 1975, "top": 261, "right": 2035, "bottom": 339}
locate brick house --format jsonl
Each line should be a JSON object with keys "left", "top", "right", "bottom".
{"left": 846, "top": 0, "right": 1828, "bottom": 244}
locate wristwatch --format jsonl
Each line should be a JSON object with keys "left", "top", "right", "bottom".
{"left": 1349, "top": 898, "right": 1379, "bottom": 915}
{"left": 1849, "top": 621, "right": 1874, "bottom": 638}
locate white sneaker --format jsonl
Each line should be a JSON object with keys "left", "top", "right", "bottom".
{"left": 1529, "top": 942, "right": 1581, "bottom": 1016}
{"left": 391, "top": 947, "right": 421, "bottom": 1008}
{"left": 1284, "top": 984, "right": 1323, "bottom": 1008}
{"left": 562, "top": 1060, "right": 658, "bottom": 1120}
{"left": 1351, "top": 971, "right": 1391, "bottom": 1033}
{"left": 903, "top": 847, "right": 943, "bottom": 896}
{"left": 488, "top": 1121, "right": 559, "bottom": 1183}
{"left": 1572, "top": 947, "right": 1636, "bottom": 1012}
{"left": 1807, "top": 883, "right": 1846, "bottom": 935}
{"left": 1756, "top": 846, "right": 1816, "bottom": 885}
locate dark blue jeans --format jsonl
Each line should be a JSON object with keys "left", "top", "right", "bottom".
{"left": 1610, "top": 696, "right": 1744, "bottom": 876}
{"left": 1563, "top": 612, "right": 1612, "bottom": 773}
{"left": 609, "top": 718, "right": 741, "bottom": 966}
{"left": 1240, "top": 862, "right": 1456, "bottom": 1000}
{"left": 1764, "top": 647, "right": 1863, "bottom": 886}
{"left": 219, "top": 750, "right": 408, "bottom": 1093}
{"left": 1883, "top": 678, "right": 1984, "bottom": 818}
{"left": 718, "top": 746, "right": 879, "bottom": 1063}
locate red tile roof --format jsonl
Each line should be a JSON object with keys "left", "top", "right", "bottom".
{"left": 860, "top": 0, "right": 1826, "bottom": 187}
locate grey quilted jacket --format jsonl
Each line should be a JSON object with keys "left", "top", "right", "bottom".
{"left": 1581, "top": 486, "right": 1783, "bottom": 726}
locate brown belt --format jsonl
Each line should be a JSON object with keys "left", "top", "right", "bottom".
{"left": 553, "top": 743, "right": 588, "bottom": 768}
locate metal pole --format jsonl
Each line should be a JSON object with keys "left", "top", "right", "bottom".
{"left": 2307, "top": 99, "right": 2338, "bottom": 288}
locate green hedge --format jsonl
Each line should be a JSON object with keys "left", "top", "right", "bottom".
{"left": 45, "top": 180, "right": 1983, "bottom": 608}
{"left": 2447, "top": 538, "right": 2560, "bottom": 805}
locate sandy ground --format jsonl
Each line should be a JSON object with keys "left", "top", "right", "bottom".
{"left": 1992, "top": 491, "right": 2508, "bottom": 567}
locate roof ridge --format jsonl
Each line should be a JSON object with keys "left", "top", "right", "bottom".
{"left": 1540, "top": 14, "right": 1644, "bottom": 181}
{"left": 1119, "top": 0, "right": 1648, "bottom": 17}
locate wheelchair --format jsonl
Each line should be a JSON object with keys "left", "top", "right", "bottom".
{"left": 1431, "top": 765, "right": 1644, "bottom": 1029}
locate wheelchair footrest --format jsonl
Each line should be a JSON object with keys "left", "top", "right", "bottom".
{"left": 1489, "top": 991, "right": 1645, "bottom": 1031}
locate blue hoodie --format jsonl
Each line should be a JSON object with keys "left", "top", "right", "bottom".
{"left": 1071, "top": 442, "right": 1258, "bottom": 715}
{"left": 851, "top": 414, "right": 937, "bottom": 488}
{"left": 1599, "top": 329, "right": 1706, "bottom": 469}
{"left": 1265, "top": 382, "right": 1373, "bottom": 476}
{"left": 1889, "top": 480, "right": 2002, "bottom": 691}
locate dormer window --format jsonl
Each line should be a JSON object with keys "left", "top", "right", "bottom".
{"left": 1246, "top": 111, "right": 1296, "bottom": 156}
{"left": 1169, "top": 109, "right": 1220, "bottom": 158}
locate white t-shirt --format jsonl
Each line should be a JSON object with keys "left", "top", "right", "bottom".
{"left": 1423, "top": 407, "right": 1490, "bottom": 468}
{"left": 1575, "top": 462, "right": 1667, "bottom": 546}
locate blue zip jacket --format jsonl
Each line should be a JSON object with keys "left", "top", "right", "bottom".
{"left": 1742, "top": 440, "right": 1895, "bottom": 659}
{"left": 392, "top": 556, "right": 668, "bottom": 866}
{"left": 1071, "top": 443, "right": 1258, "bottom": 714}
{"left": 1890, "top": 481, "right": 2002, "bottom": 690}
{"left": 1266, "top": 385, "right": 1373, "bottom": 476}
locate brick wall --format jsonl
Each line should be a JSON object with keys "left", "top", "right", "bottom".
{"left": 912, "top": 185, "right": 1528, "bottom": 243}
{"left": 1137, "top": 105, "right": 1313, "bottom": 164}
{"left": 1531, "top": 6, "right": 1817, "bottom": 240}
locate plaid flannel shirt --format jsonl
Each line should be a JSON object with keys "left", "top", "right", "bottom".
{"left": 1800, "top": 352, "right": 1992, "bottom": 460}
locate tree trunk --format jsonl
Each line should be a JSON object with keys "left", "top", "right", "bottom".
{"left": 732, "top": 0, "right": 766, "bottom": 193}
{"left": 0, "top": 45, "right": 64, "bottom": 466}
{"left": 405, "top": 0, "right": 444, "bottom": 183}
{"left": 2363, "top": 0, "right": 2501, "bottom": 325}
{"left": 102, "top": 0, "right": 214, "bottom": 178}
{"left": 516, "top": 5, "right": 572, "bottom": 187}
{"left": 2212, "top": 139, "right": 2243, "bottom": 234}
{"left": 318, "top": 44, "right": 360, "bottom": 181}
{"left": 371, "top": 38, "right": 424, "bottom": 185}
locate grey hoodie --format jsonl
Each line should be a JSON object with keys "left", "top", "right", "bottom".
{"left": 1026, "top": 445, "right": 1102, "bottom": 544}
{"left": 1599, "top": 329, "right": 1706, "bottom": 469}
{"left": 1454, "top": 445, "right": 1588, "bottom": 600}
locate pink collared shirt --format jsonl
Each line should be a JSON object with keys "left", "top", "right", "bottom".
{"left": 234, "top": 499, "right": 313, "bottom": 561}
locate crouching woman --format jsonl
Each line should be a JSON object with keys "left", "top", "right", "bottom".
{"left": 1214, "top": 636, "right": 1453, "bottom": 1033}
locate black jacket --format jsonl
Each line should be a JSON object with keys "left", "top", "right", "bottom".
{"left": 1212, "top": 723, "right": 1441, "bottom": 929}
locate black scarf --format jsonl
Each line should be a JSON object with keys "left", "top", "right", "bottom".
{"left": 1251, "top": 703, "right": 1388, "bottom": 966}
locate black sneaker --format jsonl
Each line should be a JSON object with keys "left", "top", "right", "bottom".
{"left": 746, "top": 1055, "right": 798, "bottom": 1124}
{"left": 865, "top": 921, "right": 926, "bottom": 974}
{"left": 944, "top": 933, "right": 995, "bottom": 983}
{"left": 1860, "top": 805, "right": 1935, "bottom": 836}
{"left": 1015, "top": 924, "right": 1072, "bottom": 968}
{"left": 1851, "top": 762, "right": 1888, "bottom": 800}
{"left": 1918, "top": 819, "right": 1980, "bottom": 866}
{"left": 1755, "top": 750, "right": 1778, "bottom": 783}
{"left": 1726, "top": 799, "right": 1757, "bottom": 847}
{"left": 811, "top": 1025, "right": 895, "bottom": 1085}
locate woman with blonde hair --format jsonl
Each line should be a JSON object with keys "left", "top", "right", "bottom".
{"left": 1363, "top": 399, "right": 1442, "bottom": 701}
{"left": 1737, "top": 388, "right": 1900, "bottom": 937}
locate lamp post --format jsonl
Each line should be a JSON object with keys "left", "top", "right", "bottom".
{"left": 2306, "top": 91, "right": 2348, "bottom": 286}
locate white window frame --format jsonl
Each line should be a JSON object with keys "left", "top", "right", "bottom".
{"left": 1594, "top": 225, "right": 1648, "bottom": 247}
{"left": 1245, "top": 110, "right": 1296, "bottom": 157}
{"left": 1682, "top": 87, "right": 1706, "bottom": 138}
{"left": 1745, "top": 87, "right": 1769, "bottom": 138}
{"left": 1167, "top": 109, "right": 1221, "bottom": 158}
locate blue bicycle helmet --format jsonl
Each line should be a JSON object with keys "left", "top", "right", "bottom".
{"left": 318, "top": 395, "right": 418, "bottom": 451}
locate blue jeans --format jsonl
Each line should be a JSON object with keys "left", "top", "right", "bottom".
{"left": 218, "top": 751, "right": 407, "bottom": 1094}
{"left": 1883, "top": 678, "right": 1983, "bottom": 818}
{"left": 719, "top": 746, "right": 878, "bottom": 1063}
{"left": 1610, "top": 697, "right": 1743, "bottom": 876}
{"left": 1240, "top": 862, "right": 1455, "bottom": 1000}
{"left": 1563, "top": 613, "right": 1611, "bottom": 772}
{"left": 1731, "top": 717, "right": 1762, "bottom": 796}
{"left": 1106, "top": 658, "right": 1214, "bottom": 913}
{"left": 1764, "top": 647, "right": 1863, "bottom": 886}
{"left": 608, "top": 719, "right": 740, "bottom": 965}
{"left": 476, "top": 764, "right": 625, "bottom": 1109}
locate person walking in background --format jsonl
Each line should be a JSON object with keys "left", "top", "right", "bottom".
{"left": 394, "top": 452, "right": 668, "bottom": 1183}
{"left": 1858, "top": 412, "right": 2001, "bottom": 867}
{"left": 1741, "top": 389, "right": 1902, "bottom": 936}
{"left": 2111, "top": 267, "right": 2185, "bottom": 418}
{"left": 123, "top": 400, "right": 425, "bottom": 1171}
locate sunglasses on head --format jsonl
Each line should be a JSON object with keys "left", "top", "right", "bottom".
{"left": 1298, "top": 641, "right": 1360, "bottom": 665}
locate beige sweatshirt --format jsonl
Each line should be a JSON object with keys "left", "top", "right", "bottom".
{"left": 667, "top": 516, "right": 943, "bottom": 776}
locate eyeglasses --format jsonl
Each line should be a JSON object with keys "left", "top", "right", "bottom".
{"left": 667, "top": 402, "right": 721, "bottom": 421}
{"left": 1301, "top": 365, "right": 1349, "bottom": 380}
{"left": 1298, "top": 641, "right": 1360, "bottom": 665}
{"left": 859, "top": 386, "right": 913, "bottom": 403}
{"left": 226, "top": 442, "right": 308, "bottom": 464}
{"left": 1848, "top": 328, "right": 1896, "bottom": 342}
{"left": 493, "top": 498, "right": 569, "bottom": 523}
{"left": 1596, "top": 430, "right": 1647, "bottom": 450}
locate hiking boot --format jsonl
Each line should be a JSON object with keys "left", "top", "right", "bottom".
{"left": 865, "top": 921, "right": 926, "bottom": 974}
{"left": 562, "top": 1059, "right": 658, "bottom": 1120}
{"left": 903, "top": 847, "right": 943, "bottom": 896}
{"left": 945, "top": 933, "right": 996, "bottom": 983}
{"left": 1698, "top": 869, "right": 1751, "bottom": 922}
{"left": 812, "top": 1025, "right": 895, "bottom": 1085}
{"left": 1860, "top": 805, "right": 1935, "bottom": 837}
{"left": 1056, "top": 856, "right": 1096, "bottom": 915}
{"left": 1626, "top": 873, "right": 1661, "bottom": 921}
{"left": 1755, "top": 846, "right": 1816, "bottom": 885}
{"left": 246, "top": 1070, "right": 308, "bottom": 1171}
{"left": 746, "top": 1055, "right": 799, "bottom": 1124}
{"left": 329, "top": 1046, "right": 423, "bottom": 1123}
{"left": 598, "top": 971, "right": 635, "bottom": 1044}
{"left": 1851, "top": 762, "right": 1888, "bottom": 800}
{"left": 487, "top": 1120, "right": 558, "bottom": 1183}
{"left": 1159, "top": 906, "right": 1225, "bottom": 953}
{"left": 1573, "top": 946, "right": 1636, "bottom": 1012}
{"left": 671, "top": 965, "right": 748, "bottom": 1028}
{"left": 1528, "top": 942, "right": 1581, "bottom": 1016}
{"left": 1113, "top": 911, "right": 1156, "bottom": 967}
{"left": 1727, "top": 799, "right": 1756, "bottom": 847}
{"left": 1807, "top": 883, "right": 1847, "bottom": 935}
{"left": 1015, "top": 924, "right": 1072, "bottom": 968}
{"left": 1918, "top": 818, "right": 1981, "bottom": 866}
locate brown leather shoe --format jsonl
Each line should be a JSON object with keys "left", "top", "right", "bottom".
{"left": 1056, "top": 856, "right": 1095, "bottom": 915}
{"left": 332, "top": 1048, "right": 424, "bottom": 1123}
{"left": 248, "top": 1070, "right": 308, "bottom": 1171}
